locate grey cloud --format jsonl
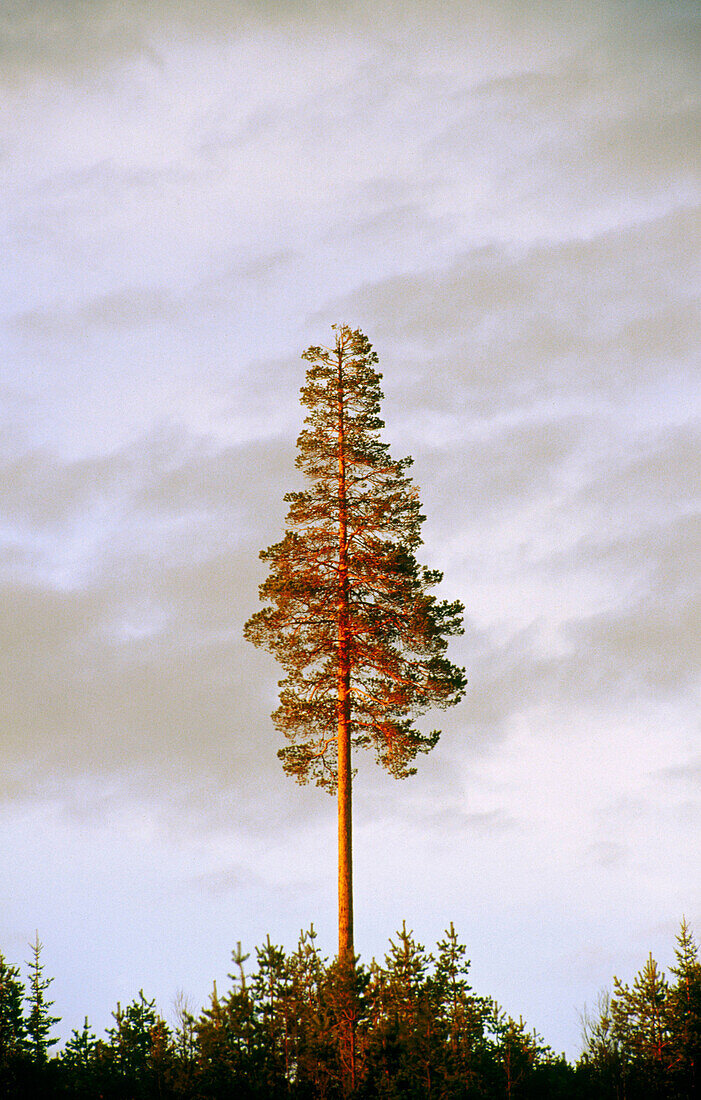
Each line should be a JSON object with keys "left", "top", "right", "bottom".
{"left": 0, "top": 447, "right": 104, "bottom": 526}
{"left": 324, "top": 204, "right": 699, "bottom": 414}
{"left": 585, "top": 841, "right": 626, "bottom": 868}
{"left": 600, "top": 788, "right": 701, "bottom": 839}
{"left": 532, "top": 425, "right": 701, "bottom": 592}
{"left": 11, "top": 288, "right": 186, "bottom": 338}
{"left": 0, "top": 0, "right": 437, "bottom": 80}
{"left": 193, "top": 865, "right": 271, "bottom": 897}
{"left": 0, "top": 564, "right": 285, "bottom": 806}
{"left": 597, "top": 514, "right": 698, "bottom": 619}
{"left": 434, "top": 15, "right": 701, "bottom": 200}
{"left": 236, "top": 251, "right": 298, "bottom": 283}
{"left": 193, "top": 861, "right": 321, "bottom": 898}
{"left": 6, "top": 0, "right": 691, "bottom": 90}
{"left": 417, "top": 413, "right": 589, "bottom": 523}
{"left": 565, "top": 590, "right": 700, "bottom": 693}
{"left": 456, "top": 18, "right": 700, "bottom": 133}
{"left": 0, "top": 1, "right": 262, "bottom": 79}
{"left": 580, "top": 424, "right": 701, "bottom": 516}
{"left": 0, "top": 427, "right": 289, "bottom": 533}
{"left": 0, "top": 430, "right": 300, "bottom": 813}
{"left": 457, "top": 631, "right": 551, "bottom": 745}
{"left": 455, "top": 612, "right": 690, "bottom": 751}
{"left": 498, "top": 519, "right": 698, "bottom": 709}
{"left": 537, "top": 453, "right": 700, "bottom": 658}
{"left": 0, "top": 424, "right": 297, "bottom": 585}
{"left": 118, "top": 429, "right": 294, "bottom": 527}
{"left": 592, "top": 511, "right": 700, "bottom": 605}
{"left": 9, "top": 249, "right": 304, "bottom": 345}
{"left": 22, "top": 160, "right": 199, "bottom": 217}
{"left": 443, "top": 512, "right": 699, "bottom": 742}
{"left": 656, "top": 758, "right": 701, "bottom": 787}
{"left": 0, "top": 2, "right": 152, "bottom": 77}
{"left": 332, "top": 203, "right": 452, "bottom": 254}
{"left": 537, "top": 102, "right": 701, "bottom": 210}
{"left": 422, "top": 807, "right": 518, "bottom": 836}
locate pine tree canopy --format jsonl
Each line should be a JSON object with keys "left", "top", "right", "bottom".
{"left": 245, "top": 325, "right": 466, "bottom": 792}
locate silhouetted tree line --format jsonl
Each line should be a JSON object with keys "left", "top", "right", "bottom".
{"left": 1, "top": 920, "right": 699, "bottom": 1098}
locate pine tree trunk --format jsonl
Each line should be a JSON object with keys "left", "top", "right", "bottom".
{"left": 336, "top": 339, "right": 354, "bottom": 964}
{"left": 337, "top": 677, "right": 353, "bottom": 963}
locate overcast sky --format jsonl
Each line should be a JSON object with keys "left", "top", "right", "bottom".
{"left": 1, "top": 0, "right": 699, "bottom": 1058}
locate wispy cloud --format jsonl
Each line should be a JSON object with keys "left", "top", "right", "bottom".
{"left": 12, "top": 289, "right": 187, "bottom": 337}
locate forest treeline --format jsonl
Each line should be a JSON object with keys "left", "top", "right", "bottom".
{"left": 1, "top": 919, "right": 699, "bottom": 1099}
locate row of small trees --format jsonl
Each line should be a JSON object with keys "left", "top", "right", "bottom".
{"left": 579, "top": 918, "right": 701, "bottom": 1098}
{"left": 1, "top": 920, "right": 699, "bottom": 1098}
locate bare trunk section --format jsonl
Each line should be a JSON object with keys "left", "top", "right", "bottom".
{"left": 336, "top": 336, "right": 353, "bottom": 966}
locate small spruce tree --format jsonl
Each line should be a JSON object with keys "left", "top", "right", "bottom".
{"left": 25, "top": 933, "right": 59, "bottom": 1065}
{"left": 59, "top": 1018, "right": 103, "bottom": 1099}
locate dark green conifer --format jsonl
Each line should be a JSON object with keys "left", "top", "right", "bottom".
{"left": 611, "top": 953, "right": 671, "bottom": 1097}
{"left": 251, "top": 934, "right": 294, "bottom": 1086}
{"left": 0, "top": 951, "right": 28, "bottom": 1089}
{"left": 107, "top": 990, "right": 173, "bottom": 1099}
{"left": 25, "top": 933, "right": 59, "bottom": 1065}
{"left": 196, "top": 980, "right": 264, "bottom": 1099}
{"left": 434, "top": 923, "right": 489, "bottom": 1093}
{"left": 59, "top": 1018, "right": 103, "bottom": 1098}
{"left": 668, "top": 918, "right": 701, "bottom": 1098}
{"left": 486, "top": 1007, "right": 555, "bottom": 1100}
{"left": 287, "top": 927, "right": 340, "bottom": 1096}
{"left": 365, "top": 923, "right": 441, "bottom": 1097}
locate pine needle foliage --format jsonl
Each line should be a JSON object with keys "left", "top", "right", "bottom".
{"left": 244, "top": 324, "right": 466, "bottom": 792}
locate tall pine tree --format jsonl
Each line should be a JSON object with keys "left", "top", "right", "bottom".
{"left": 245, "top": 325, "right": 466, "bottom": 962}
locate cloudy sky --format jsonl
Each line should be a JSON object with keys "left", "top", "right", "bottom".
{"left": 1, "top": 0, "right": 699, "bottom": 1057}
